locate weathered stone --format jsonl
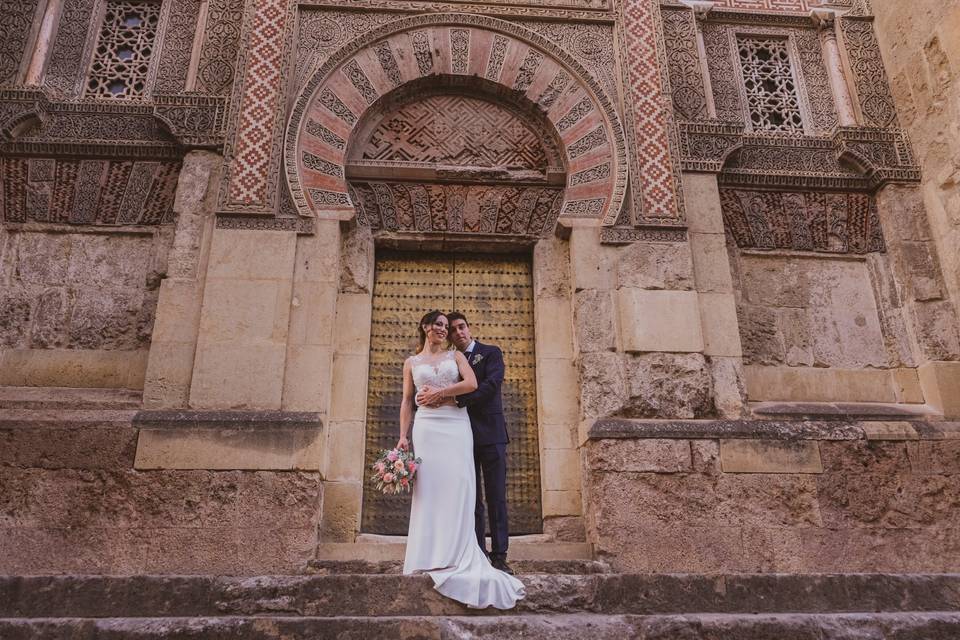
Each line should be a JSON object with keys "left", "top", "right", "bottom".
{"left": 29, "top": 288, "right": 67, "bottom": 348}
{"left": 587, "top": 439, "right": 692, "bottom": 473}
{"left": 615, "top": 240, "right": 694, "bottom": 290}
{"left": 720, "top": 439, "right": 823, "bottom": 474}
{"left": 708, "top": 356, "right": 746, "bottom": 418}
{"left": 574, "top": 289, "right": 616, "bottom": 353}
{"left": 339, "top": 223, "right": 372, "bottom": 293}
{"left": 67, "top": 289, "right": 143, "bottom": 350}
{"left": 543, "top": 515, "right": 587, "bottom": 542}
{"left": 817, "top": 472, "right": 960, "bottom": 529}
{"left": 738, "top": 304, "right": 784, "bottom": 365}
{"left": 819, "top": 440, "right": 911, "bottom": 474}
{"left": 533, "top": 235, "right": 572, "bottom": 299}
{"left": 0, "top": 289, "right": 32, "bottom": 348}
{"left": 622, "top": 352, "right": 713, "bottom": 419}
{"left": 618, "top": 289, "right": 703, "bottom": 353}
{"left": 578, "top": 352, "right": 627, "bottom": 419}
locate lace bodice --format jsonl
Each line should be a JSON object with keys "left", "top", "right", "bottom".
{"left": 411, "top": 350, "right": 460, "bottom": 390}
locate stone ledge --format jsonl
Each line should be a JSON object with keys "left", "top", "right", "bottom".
{"left": 133, "top": 410, "right": 322, "bottom": 430}
{"left": 588, "top": 418, "right": 960, "bottom": 442}
{"left": 589, "top": 419, "right": 863, "bottom": 441}
{"left": 751, "top": 401, "right": 938, "bottom": 421}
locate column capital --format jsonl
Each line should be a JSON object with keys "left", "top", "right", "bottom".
{"left": 811, "top": 9, "right": 838, "bottom": 36}
{"left": 683, "top": 1, "right": 715, "bottom": 21}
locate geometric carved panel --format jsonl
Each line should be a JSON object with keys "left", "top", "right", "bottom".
{"left": 362, "top": 95, "right": 551, "bottom": 170}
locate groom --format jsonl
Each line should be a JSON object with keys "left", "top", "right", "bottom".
{"left": 417, "top": 312, "right": 512, "bottom": 574}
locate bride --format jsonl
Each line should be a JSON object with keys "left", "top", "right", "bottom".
{"left": 396, "top": 310, "right": 526, "bottom": 609}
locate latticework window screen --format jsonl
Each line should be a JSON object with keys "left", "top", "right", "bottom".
{"left": 737, "top": 36, "right": 804, "bottom": 132}
{"left": 85, "top": 0, "right": 161, "bottom": 99}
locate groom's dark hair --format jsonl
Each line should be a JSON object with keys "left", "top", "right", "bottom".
{"left": 447, "top": 311, "right": 469, "bottom": 326}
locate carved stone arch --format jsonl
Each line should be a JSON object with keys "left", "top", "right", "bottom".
{"left": 344, "top": 75, "right": 568, "bottom": 236}
{"left": 285, "top": 13, "right": 628, "bottom": 230}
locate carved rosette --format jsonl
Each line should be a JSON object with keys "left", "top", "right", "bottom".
{"left": 285, "top": 13, "right": 628, "bottom": 230}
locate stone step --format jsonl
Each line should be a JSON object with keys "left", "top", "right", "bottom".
{"left": 3, "top": 574, "right": 960, "bottom": 619}
{"left": 2, "top": 612, "right": 960, "bottom": 640}
{"left": 0, "top": 387, "right": 142, "bottom": 411}
{"left": 305, "top": 558, "right": 611, "bottom": 575}
{"left": 315, "top": 540, "right": 593, "bottom": 562}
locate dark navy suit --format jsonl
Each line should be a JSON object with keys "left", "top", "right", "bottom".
{"left": 456, "top": 340, "right": 509, "bottom": 559}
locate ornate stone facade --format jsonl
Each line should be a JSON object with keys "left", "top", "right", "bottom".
{"left": 4, "top": 0, "right": 960, "bottom": 587}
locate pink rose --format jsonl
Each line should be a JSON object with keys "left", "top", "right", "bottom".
{"left": 387, "top": 450, "right": 399, "bottom": 462}
{"left": 393, "top": 459, "right": 405, "bottom": 471}
{"left": 400, "top": 477, "right": 409, "bottom": 487}
{"left": 407, "top": 462, "right": 418, "bottom": 473}
{"left": 375, "top": 462, "right": 385, "bottom": 474}
{"left": 383, "top": 472, "right": 394, "bottom": 483}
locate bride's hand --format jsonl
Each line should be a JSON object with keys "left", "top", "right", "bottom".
{"left": 396, "top": 436, "right": 409, "bottom": 451}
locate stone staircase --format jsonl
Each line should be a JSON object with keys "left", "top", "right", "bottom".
{"left": 3, "top": 386, "right": 960, "bottom": 638}
{"left": 2, "top": 571, "right": 960, "bottom": 638}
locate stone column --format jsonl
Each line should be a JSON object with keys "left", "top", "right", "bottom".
{"left": 24, "top": 0, "right": 61, "bottom": 86}
{"left": 689, "top": 1, "right": 718, "bottom": 119}
{"left": 875, "top": 184, "right": 960, "bottom": 417}
{"left": 143, "top": 151, "right": 222, "bottom": 408}
{"left": 812, "top": 9, "right": 858, "bottom": 127}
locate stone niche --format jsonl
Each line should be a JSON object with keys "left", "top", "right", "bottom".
{"left": 0, "top": 227, "right": 172, "bottom": 388}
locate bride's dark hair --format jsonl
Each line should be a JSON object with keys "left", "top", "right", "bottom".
{"left": 417, "top": 310, "right": 447, "bottom": 352}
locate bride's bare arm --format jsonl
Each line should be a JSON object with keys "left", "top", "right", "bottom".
{"left": 397, "top": 358, "right": 415, "bottom": 449}
{"left": 438, "top": 351, "right": 478, "bottom": 399}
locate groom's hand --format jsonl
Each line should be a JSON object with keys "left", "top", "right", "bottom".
{"left": 416, "top": 386, "right": 444, "bottom": 407}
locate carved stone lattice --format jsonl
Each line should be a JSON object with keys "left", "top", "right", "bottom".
{"left": 154, "top": 0, "right": 201, "bottom": 93}
{"left": 721, "top": 188, "right": 884, "bottom": 254}
{"left": 45, "top": 0, "right": 97, "bottom": 98}
{"left": 84, "top": 0, "right": 162, "bottom": 100}
{"left": 195, "top": 0, "right": 244, "bottom": 96}
{"left": 737, "top": 36, "right": 803, "bottom": 132}
{"left": 1, "top": 156, "right": 180, "bottom": 225}
{"left": 661, "top": 7, "right": 707, "bottom": 121}
{"left": 0, "top": 0, "right": 40, "bottom": 85}
{"left": 362, "top": 95, "right": 551, "bottom": 170}
{"left": 840, "top": 17, "right": 898, "bottom": 128}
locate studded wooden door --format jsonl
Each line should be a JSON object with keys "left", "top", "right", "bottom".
{"left": 361, "top": 251, "right": 543, "bottom": 535}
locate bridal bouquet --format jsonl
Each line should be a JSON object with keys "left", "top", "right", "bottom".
{"left": 371, "top": 448, "right": 422, "bottom": 494}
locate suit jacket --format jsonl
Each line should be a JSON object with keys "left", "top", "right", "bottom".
{"left": 456, "top": 341, "right": 509, "bottom": 446}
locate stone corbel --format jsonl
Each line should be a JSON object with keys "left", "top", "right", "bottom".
{"left": 153, "top": 94, "right": 228, "bottom": 149}
{"left": 0, "top": 88, "right": 47, "bottom": 141}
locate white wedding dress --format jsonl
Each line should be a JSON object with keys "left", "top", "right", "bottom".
{"left": 402, "top": 349, "right": 526, "bottom": 609}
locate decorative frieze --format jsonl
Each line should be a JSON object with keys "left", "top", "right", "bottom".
{"left": 0, "top": 156, "right": 180, "bottom": 225}
{"left": 720, "top": 188, "right": 884, "bottom": 254}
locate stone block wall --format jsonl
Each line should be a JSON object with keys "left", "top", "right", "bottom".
{"left": 584, "top": 420, "right": 960, "bottom": 574}
{"left": 0, "top": 226, "right": 173, "bottom": 389}
{"left": 0, "top": 413, "right": 323, "bottom": 575}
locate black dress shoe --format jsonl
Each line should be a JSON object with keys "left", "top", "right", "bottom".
{"left": 491, "top": 557, "right": 514, "bottom": 575}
